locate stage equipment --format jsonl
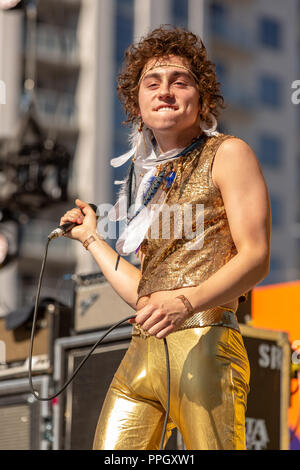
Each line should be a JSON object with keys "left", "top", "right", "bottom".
{"left": 240, "top": 324, "right": 290, "bottom": 450}
{"left": 0, "top": 0, "right": 72, "bottom": 218}
{"left": 52, "top": 326, "right": 180, "bottom": 450}
{"left": 0, "top": 110, "right": 72, "bottom": 216}
{"left": 0, "top": 297, "right": 72, "bottom": 368}
{"left": 251, "top": 280, "right": 300, "bottom": 448}
{"left": 72, "top": 272, "right": 136, "bottom": 334}
{"left": 0, "top": 215, "right": 18, "bottom": 267}
{"left": 0, "top": 375, "right": 52, "bottom": 450}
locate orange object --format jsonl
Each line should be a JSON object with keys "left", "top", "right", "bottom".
{"left": 251, "top": 280, "right": 300, "bottom": 447}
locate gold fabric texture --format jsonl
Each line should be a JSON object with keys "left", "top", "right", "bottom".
{"left": 133, "top": 306, "right": 240, "bottom": 337}
{"left": 176, "top": 306, "right": 240, "bottom": 332}
{"left": 93, "top": 325, "right": 250, "bottom": 450}
{"left": 137, "top": 133, "right": 248, "bottom": 305}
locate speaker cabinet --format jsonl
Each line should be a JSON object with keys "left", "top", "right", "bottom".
{"left": 0, "top": 299, "right": 72, "bottom": 366}
{"left": 0, "top": 375, "right": 52, "bottom": 450}
{"left": 52, "top": 326, "right": 180, "bottom": 450}
{"left": 240, "top": 325, "right": 291, "bottom": 450}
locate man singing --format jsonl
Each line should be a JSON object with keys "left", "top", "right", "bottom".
{"left": 59, "top": 26, "right": 271, "bottom": 450}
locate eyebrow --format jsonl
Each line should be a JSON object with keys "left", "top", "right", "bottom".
{"left": 142, "top": 70, "right": 193, "bottom": 82}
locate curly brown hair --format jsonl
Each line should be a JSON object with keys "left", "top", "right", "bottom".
{"left": 117, "top": 25, "right": 226, "bottom": 127}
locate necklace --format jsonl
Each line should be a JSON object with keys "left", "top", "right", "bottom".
{"left": 128, "top": 134, "right": 204, "bottom": 224}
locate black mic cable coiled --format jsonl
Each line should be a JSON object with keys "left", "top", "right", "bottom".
{"left": 29, "top": 237, "right": 170, "bottom": 450}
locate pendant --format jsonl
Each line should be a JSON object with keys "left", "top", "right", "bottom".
{"left": 165, "top": 170, "right": 176, "bottom": 189}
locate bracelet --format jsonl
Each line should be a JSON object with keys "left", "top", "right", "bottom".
{"left": 175, "top": 295, "right": 194, "bottom": 317}
{"left": 82, "top": 232, "right": 103, "bottom": 250}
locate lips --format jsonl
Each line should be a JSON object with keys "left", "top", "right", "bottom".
{"left": 154, "top": 105, "right": 179, "bottom": 112}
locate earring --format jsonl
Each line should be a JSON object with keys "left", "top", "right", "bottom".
{"left": 200, "top": 113, "right": 219, "bottom": 136}
{"left": 138, "top": 118, "right": 143, "bottom": 133}
{"left": 140, "top": 120, "right": 149, "bottom": 156}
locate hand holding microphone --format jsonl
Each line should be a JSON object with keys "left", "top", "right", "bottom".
{"left": 49, "top": 199, "right": 98, "bottom": 243}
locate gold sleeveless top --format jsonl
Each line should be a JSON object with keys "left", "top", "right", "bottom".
{"left": 136, "top": 133, "right": 248, "bottom": 307}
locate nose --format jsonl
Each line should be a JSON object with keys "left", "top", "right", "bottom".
{"left": 158, "top": 79, "right": 174, "bottom": 100}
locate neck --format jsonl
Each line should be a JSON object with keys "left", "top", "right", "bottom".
{"left": 153, "top": 127, "right": 203, "bottom": 154}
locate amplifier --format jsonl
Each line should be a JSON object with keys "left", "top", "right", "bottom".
{"left": 72, "top": 272, "right": 135, "bottom": 333}
{"left": 0, "top": 298, "right": 72, "bottom": 367}
{"left": 240, "top": 324, "right": 291, "bottom": 450}
{"left": 0, "top": 375, "right": 52, "bottom": 450}
{"left": 52, "top": 326, "right": 180, "bottom": 450}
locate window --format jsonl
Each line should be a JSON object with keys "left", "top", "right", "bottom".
{"left": 297, "top": 239, "right": 300, "bottom": 271}
{"left": 259, "top": 17, "right": 282, "bottom": 49}
{"left": 270, "top": 256, "right": 282, "bottom": 273}
{"left": 112, "top": 0, "right": 134, "bottom": 203}
{"left": 259, "top": 75, "right": 282, "bottom": 107}
{"left": 171, "top": 0, "right": 188, "bottom": 28}
{"left": 115, "top": 0, "right": 134, "bottom": 66}
{"left": 258, "top": 134, "right": 283, "bottom": 168}
{"left": 297, "top": 155, "right": 300, "bottom": 223}
{"left": 209, "top": 2, "right": 227, "bottom": 34}
{"left": 270, "top": 195, "right": 282, "bottom": 227}
{"left": 217, "top": 121, "right": 228, "bottom": 135}
{"left": 113, "top": 0, "right": 134, "bottom": 157}
{"left": 215, "top": 61, "right": 227, "bottom": 99}
{"left": 215, "top": 62, "right": 227, "bottom": 83}
{"left": 260, "top": 255, "right": 283, "bottom": 285}
{"left": 269, "top": 255, "right": 283, "bottom": 282}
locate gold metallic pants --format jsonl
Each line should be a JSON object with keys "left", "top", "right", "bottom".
{"left": 93, "top": 325, "right": 250, "bottom": 450}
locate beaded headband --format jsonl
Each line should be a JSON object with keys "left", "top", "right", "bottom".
{"left": 138, "top": 63, "right": 199, "bottom": 87}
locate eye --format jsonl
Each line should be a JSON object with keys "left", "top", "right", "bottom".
{"left": 174, "top": 81, "right": 187, "bottom": 86}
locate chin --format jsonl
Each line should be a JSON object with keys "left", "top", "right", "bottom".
{"left": 150, "top": 121, "right": 179, "bottom": 132}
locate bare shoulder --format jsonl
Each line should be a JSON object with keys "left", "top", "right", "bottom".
{"left": 215, "top": 136, "right": 259, "bottom": 167}
{"left": 212, "top": 136, "right": 264, "bottom": 190}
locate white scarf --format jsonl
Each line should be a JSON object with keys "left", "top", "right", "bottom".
{"left": 108, "top": 120, "right": 219, "bottom": 256}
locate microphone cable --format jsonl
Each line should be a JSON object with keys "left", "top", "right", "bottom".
{"left": 28, "top": 237, "right": 170, "bottom": 450}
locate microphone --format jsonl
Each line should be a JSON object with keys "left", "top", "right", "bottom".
{"left": 48, "top": 203, "right": 98, "bottom": 240}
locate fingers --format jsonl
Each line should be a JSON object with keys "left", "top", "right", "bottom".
{"left": 75, "top": 198, "right": 86, "bottom": 207}
{"left": 140, "top": 310, "right": 166, "bottom": 331}
{"left": 147, "top": 319, "right": 171, "bottom": 337}
{"left": 60, "top": 198, "right": 93, "bottom": 226}
{"left": 155, "top": 325, "right": 174, "bottom": 339}
{"left": 130, "top": 303, "right": 155, "bottom": 325}
{"left": 60, "top": 208, "right": 84, "bottom": 226}
{"left": 75, "top": 198, "right": 93, "bottom": 215}
{"left": 129, "top": 303, "right": 176, "bottom": 339}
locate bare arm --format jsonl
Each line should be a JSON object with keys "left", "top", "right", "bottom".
{"left": 60, "top": 199, "right": 141, "bottom": 310}
{"left": 187, "top": 137, "right": 271, "bottom": 311}
{"left": 86, "top": 239, "right": 142, "bottom": 309}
